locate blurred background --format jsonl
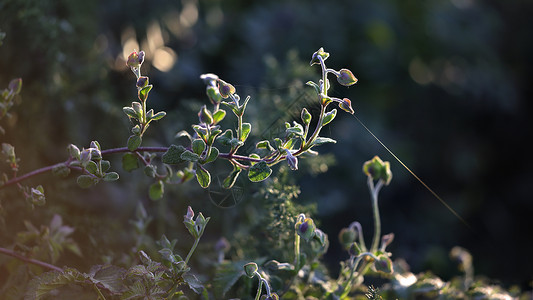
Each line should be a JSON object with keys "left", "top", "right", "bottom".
{"left": 1, "top": 0, "right": 532, "bottom": 291}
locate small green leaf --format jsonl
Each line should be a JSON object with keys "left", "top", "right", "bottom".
{"left": 192, "top": 139, "right": 206, "bottom": 155}
{"left": 162, "top": 145, "right": 186, "bottom": 164}
{"left": 151, "top": 111, "right": 166, "bottom": 121}
{"left": 149, "top": 180, "right": 164, "bottom": 200}
{"left": 132, "top": 102, "right": 143, "bottom": 117}
{"left": 312, "top": 137, "right": 337, "bottom": 147}
{"left": 123, "top": 107, "right": 138, "bottom": 119}
{"left": 103, "top": 172, "right": 119, "bottom": 182}
{"left": 202, "top": 147, "right": 219, "bottom": 164}
{"left": 216, "top": 129, "right": 234, "bottom": 146}
{"left": 248, "top": 161, "right": 272, "bottom": 182}
{"left": 223, "top": 165, "right": 242, "bottom": 189}
{"left": 212, "top": 109, "right": 226, "bottom": 124}
{"left": 138, "top": 84, "right": 153, "bottom": 102}
{"left": 86, "top": 161, "right": 99, "bottom": 176}
{"left": 240, "top": 122, "right": 251, "bottom": 142}
{"left": 321, "top": 109, "right": 337, "bottom": 126}
{"left": 122, "top": 153, "right": 140, "bottom": 171}
{"left": 196, "top": 165, "right": 211, "bottom": 188}
{"left": 256, "top": 140, "right": 273, "bottom": 151}
{"left": 127, "top": 135, "right": 142, "bottom": 151}
{"left": 301, "top": 108, "right": 312, "bottom": 126}
{"left": 100, "top": 160, "right": 111, "bottom": 172}
{"left": 181, "top": 150, "right": 200, "bottom": 162}
{"left": 77, "top": 175, "right": 97, "bottom": 188}
{"left": 306, "top": 81, "right": 321, "bottom": 95}
{"left": 198, "top": 105, "right": 213, "bottom": 124}
{"left": 144, "top": 165, "right": 157, "bottom": 178}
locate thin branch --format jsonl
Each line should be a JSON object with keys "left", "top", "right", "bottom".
{"left": 0, "top": 146, "right": 267, "bottom": 190}
{"left": 0, "top": 247, "right": 63, "bottom": 272}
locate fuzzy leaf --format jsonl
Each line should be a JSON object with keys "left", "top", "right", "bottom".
{"left": 196, "top": 165, "right": 211, "bottom": 188}
{"left": 223, "top": 165, "right": 242, "bottom": 189}
{"left": 150, "top": 111, "right": 166, "bottom": 121}
{"left": 312, "top": 137, "right": 337, "bottom": 147}
{"left": 202, "top": 147, "right": 219, "bottom": 164}
{"left": 181, "top": 150, "right": 200, "bottom": 162}
{"left": 240, "top": 122, "right": 251, "bottom": 142}
{"left": 85, "top": 161, "right": 99, "bottom": 176}
{"left": 321, "top": 109, "right": 337, "bottom": 126}
{"left": 127, "top": 135, "right": 142, "bottom": 151}
{"left": 103, "top": 172, "right": 119, "bottom": 182}
{"left": 77, "top": 175, "right": 97, "bottom": 188}
{"left": 212, "top": 109, "right": 226, "bottom": 124}
{"left": 162, "top": 145, "right": 186, "bottom": 165}
{"left": 122, "top": 153, "right": 140, "bottom": 171}
{"left": 89, "top": 265, "right": 127, "bottom": 294}
{"left": 138, "top": 84, "right": 153, "bottom": 102}
{"left": 149, "top": 181, "right": 164, "bottom": 200}
{"left": 192, "top": 139, "right": 206, "bottom": 156}
{"left": 248, "top": 161, "right": 272, "bottom": 182}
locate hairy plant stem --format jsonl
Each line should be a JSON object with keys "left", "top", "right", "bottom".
{"left": 369, "top": 178, "right": 384, "bottom": 253}
{"left": 340, "top": 252, "right": 379, "bottom": 299}
{"left": 294, "top": 230, "right": 301, "bottom": 269}
{"left": 0, "top": 247, "right": 62, "bottom": 272}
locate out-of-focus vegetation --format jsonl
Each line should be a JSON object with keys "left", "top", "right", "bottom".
{"left": 1, "top": 0, "right": 532, "bottom": 297}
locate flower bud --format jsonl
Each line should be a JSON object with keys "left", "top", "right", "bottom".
{"left": 362, "top": 156, "right": 392, "bottom": 185}
{"left": 243, "top": 262, "right": 258, "bottom": 278}
{"left": 79, "top": 149, "right": 92, "bottom": 165}
{"left": 349, "top": 242, "right": 362, "bottom": 256}
{"left": 8, "top": 78, "right": 22, "bottom": 94}
{"left": 206, "top": 86, "right": 223, "bottom": 105}
{"left": 285, "top": 149, "right": 298, "bottom": 171}
{"left": 374, "top": 254, "right": 393, "bottom": 274}
{"left": 200, "top": 73, "right": 219, "bottom": 86}
{"left": 215, "top": 237, "right": 230, "bottom": 253}
{"left": 380, "top": 233, "right": 394, "bottom": 250}
{"left": 296, "top": 217, "right": 316, "bottom": 242}
{"left": 336, "top": 69, "right": 358, "bottom": 86}
{"left": 217, "top": 79, "right": 235, "bottom": 98}
{"left": 67, "top": 144, "right": 81, "bottom": 159}
{"left": 339, "top": 227, "right": 357, "bottom": 249}
{"left": 184, "top": 206, "right": 194, "bottom": 222}
{"left": 338, "top": 98, "right": 355, "bottom": 114}
{"left": 265, "top": 293, "right": 279, "bottom": 300}
{"left": 310, "top": 47, "right": 330, "bottom": 66}
{"left": 136, "top": 76, "right": 149, "bottom": 88}
{"left": 126, "top": 51, "right": 145, "bottom": 69}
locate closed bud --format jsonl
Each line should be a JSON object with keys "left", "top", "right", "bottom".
{"left": 217, "top": 79, "right": 235, "bottom": 98}
{"left": 79, "top": 149, "right": 92, "bottom": 165}
{"left": 380, "top": 233, "right": 394, "bottom": 250}
{"left": 310, "top": 47, "right": 330, "bottom": 66}
{"left": 184, "top": 206, "right": 194, "bottom": 222}
{"left": 336, "top": 69, "right": 358, "bottom": 86}
{"left": 349, "top": 242, "right": 362, "bottom": 256}
{"left": 200, "top": 73, "right": 219, "bottom": 86}
{"left": 362, "top": 156, "right": 392, "bottom": 185}
{"left": 265, "top": 293, "right": 279, "bottom": 300}
{"left": 339, "top": 227, "right": 357, "bottom": 249}
{"left": 285, "top": 149, "right": 298, "bottom": 171}
{"left": 90, "top": 140, "right": 101, "bottom": 150}
{"left": 8, "top": 78, "right": 22, "bottom": 94}
{"left": 338, "top": 98, "right": 355, "bottom": 114}
{"left": 296, "top": 217, "right": 316, "bottom": 242}
{"left": 301, "top": 108, "right": 311, "bottom": 126}
{"left": 67, "top": 144, "right": 80, "bottom": 159}
{"left": 126, "top": 51, "right": 142, "bottom": 69}
{"left": 243, "top": 262, "right": 258, "bottom": 278}
{"left": 215, "top": 237, "right": 230, "bottom": 253}
{"left": 136, "top": 76, "right": 149, "bottom": 88}
{"left": 374, "top": 255, "right": 394, "bottom": 274}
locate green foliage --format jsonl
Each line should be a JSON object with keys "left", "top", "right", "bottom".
{"left": 0, "top": 26, "right": 529, "bottom": 300}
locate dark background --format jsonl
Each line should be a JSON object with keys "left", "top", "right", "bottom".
{"left": 1, "top": 0, "right": 532, "bottom": 290}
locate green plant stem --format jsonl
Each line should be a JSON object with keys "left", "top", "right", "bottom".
{"left": 254, "top": 274, "right": 263, "bottom": 300}
{"left": 294, "top": 230, "right": 301, "bottom": 269}
{"left": 340, "top": 252, "right": 379, "bottom": 298}
{"left": 0, "top": 247, "right": 63, "bottom": 272}
{"left": 369, "top": 177, "right": 384, "bottom": 253}
{"left": 184, "top": 237, "right": 200, "bottom": 267}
